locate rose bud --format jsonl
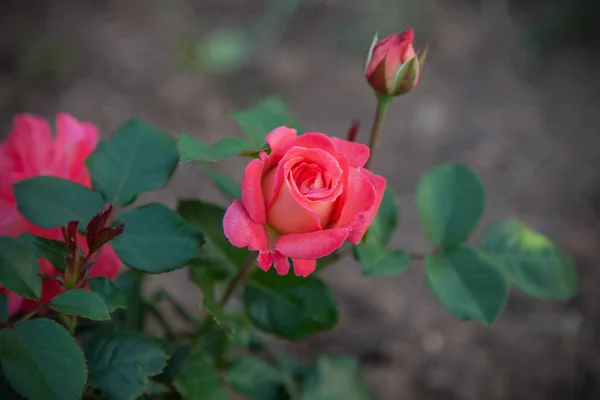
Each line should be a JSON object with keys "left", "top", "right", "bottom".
{"left": 365, "top": 28, "right": 424, "bottom": 97}
{"left": 223, "top": 126, "right": 386, "bottom": 277}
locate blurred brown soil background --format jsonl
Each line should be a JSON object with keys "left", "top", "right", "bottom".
{"left": 1, "top": 0, "right": 599, "bottom": 398}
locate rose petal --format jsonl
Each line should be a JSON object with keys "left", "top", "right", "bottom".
{"left": 223, "top": 200, "right": 268, "bottom": 251}
{"left": 265, "top": 126, "right": 297, "bottom": 170}
{"left": 331, "top": 168, "right": 377, "bottom": 241}
{"left": 275, "top": 228, "right": 349, "bottom": 259}
{"left": 273, "top": 252, "right": 290, "bottom": 275}
{"left": 53, "top": 113, "right": 98, "bottom": 185}
{"left": 330, "top": 137, "right": 370, "bottom": 168}
{"left": 241, "top": 158, "right": 266, "bottom": 224}
{"left": 4, "top": 114, "right": 54, "bottom": 176}
{"left": 346, "top": 169, "right": 387, "bottom": 244}
{"left": 267, "top": 132, "right": 337, "bottom": 171}
{"left": 257, "top": 251, "right": 274, "bottom": 271}
{"left": 0, "top": 289, "right": 23, "bottom": 319}
{"left": 292, "top": 258, "right": 316, "bottom": 277}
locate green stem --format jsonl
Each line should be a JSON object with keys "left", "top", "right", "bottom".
{"left": 364, "top": 95, "right": 392, "bottom": 170}
{"left": 11, "top": 304, "right": 45, "bottom": 325}
{"left": 58, "top": 313, "right": 77, "bottom": 335}
{"left": 219, "top": 254, "right": 256, "bottom": 307}
{"left": 196, "top": 254, "right": 257, "bottom": 338}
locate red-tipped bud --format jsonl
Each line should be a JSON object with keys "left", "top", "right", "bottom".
{"left": 365, "top": 28, "right": 424, "bottom": 97}
{"left": 86, "top": 206, "right": 124, "bottom": 254}
{"left": 347, "top": 119, "right": 360, "bottom": 142}
{"left": 62, "top": 221, "right": 79, "bottom": 256}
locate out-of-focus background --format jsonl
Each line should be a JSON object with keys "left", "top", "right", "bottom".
{"left": 1, "top": 0, "right": 599, "bottom": 398}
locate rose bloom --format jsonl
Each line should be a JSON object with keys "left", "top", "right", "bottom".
{"left": 0, "top": 113, "right": 121, "bottom": 318}
{"left": 365, "top": 28, "right": 420, "bottom": 96}
{"left": 223, "top": 126, "right": 386, "bottom": 277}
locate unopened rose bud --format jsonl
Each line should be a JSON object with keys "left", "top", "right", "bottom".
{"left": 365, "top": 28, "right": 425, "bottom": 97}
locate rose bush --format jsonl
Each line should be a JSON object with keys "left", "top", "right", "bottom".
{"left": 0, "top": 113, "right": 121, "bottom": 317}
{"left": 223, "top": 126, "right": 386, "bottom": 277}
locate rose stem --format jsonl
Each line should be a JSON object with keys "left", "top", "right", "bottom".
{"left": 195, "top": 254, "right": 257, "bottom": 339}
{"left": 364, "top": 95, "right": 392, "bottom": 170}
{"left": 219, "top": 254, "right": 256, "bottom": 307}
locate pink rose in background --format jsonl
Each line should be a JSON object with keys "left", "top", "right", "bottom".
{"left": 0, "top": 113, "right": 121, "bottom": 318}
{"left": 223, "top": 126, "right": 386, "bottom": 277}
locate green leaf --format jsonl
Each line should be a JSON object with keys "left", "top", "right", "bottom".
{"left": 86, "top": 333, "right": 168, "bottom": 400}
{"left": 356, "top": 187, "right": 408, "bottom": 276}
{"left": 111, "top": 271, "right": 144, "bottom": 332}
{"left": 48, "top": 289, "right": 110, "bottom": 320}
{"left": 18, "top": 233, "right": 68, "bottom": 272}
{"left": 244, "top": 269, "right": 338, "bottom": 340}
{"left": 367, "top": 186, "right": 398, "bottom": 245}
{"left": 425, "top": 246, "right": 509, "bottom": 325}
{"left": 0, "top": 237, "right": 41, "bottom": 299}
{"left": 480, "top": 218, "right": 577, "bottom": 300}
{"left": 357, "top": 239, "right": 410, "bottom": 277}
{"left": 416, "top": 163, "right": 485, "bottom": 250}
{"left": 301, "top": 356, "right": 374, "bottom": 400}
{"left": 227, "top": 356, "right": 284, "bottom": 400}
{"left": 88, "top": 276, "right": 128, "bottom": 313}
{"left": 174, "top": 352, "right": 228, "bottom": 400}
{"left": 198, "top": 164, "right": 241, "bottom": 199}
{"left": 230, "top": 97, "right": 300, "bottom": 148}
{"left": 86, "top": 118, "right": 179, "bottom": 206}
{"left": 111, "top": 203, "right": 202, "bottom": 273}
{"left": 178, "top": 134, "right": 251, "bottom": 163}
{"left": 13, "top": 176, "right": 104, "bottom": 228}
{"left": 179, "top": 200, "right": 248, "bottom": 280}
{"left": 0, "top": 318, "right": 87, "bottom": 400}
{"left": 0, "top": 293, "right": 8, "bottom": 322}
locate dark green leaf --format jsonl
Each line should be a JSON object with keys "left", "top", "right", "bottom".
{"left": 198, "top": 164, "right": 241, "bottom": 199}
{"left": 426, "top": 246, "right": 508, "bottom": 325}
{"left": 301, "top": 356, "right": 374, "bottom": 400}
{"left": 13, "top": 176, "right": 104, "bottom": 228}
{"left": 179, "top": 200, "right": 248, "bottom": 280}
{"left": 178, "top": 134, "right": 251, "bottom": 163}
{"left": 0, "top": 293, "right": 8, "bottom": 322}
{"left": 88, "top": 276, "right": 128, "bottom": 313}
{"left": 86, "top": 333, "right": 168, "bottom": 400}
{"left": 18, "top": 233, "right": 68, "bottom": 272}
{"left": 357, "top": 239, "right": 410, "bottom": 277}
{"left": 356, "top": 187, "right": 408, "bottom": 276}
{"left": 227, "top": 356, "right": 284, "bottom": 400}
{"left": 111, "top": 203, "right": 202, "bottom": 273}
{"left": 367, "top": 186, "right": 398, "bottom": 245}
{"left": 244, "top": 269, "right": 338, "bottom": 340}
{"left": 230, "top": 97, "right": 300, "bottom": 148}
{"left": 0, "top": 318, "right": 87, "bottom": 400}
{"left": 481, "top": 218, "right": 577, "bottom": 300}
{"left": 111, "top": 271, "right": 144, "bottom": 332}
{"left": 416, "top": 163, "right": 485, "bottom": 250}
{"left": 48, "top": 289, "right": 110, "bottom": 320}
{"left": 0, "top": 237, "right": 41, "bottom": 299}
{"left": 154, "top": 342, "right": 190, "bottom": 384}
{"left": 174, "top": 352, "right": 228, "bottom": 400}
{"left": 86, "top": 118, "right": 179, "bottom": 206}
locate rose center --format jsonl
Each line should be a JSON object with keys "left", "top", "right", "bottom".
{"left": 292, "top": 162, "right": 331, "bottom": 196}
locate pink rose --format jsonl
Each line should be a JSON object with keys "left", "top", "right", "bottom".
{"left": 223, "top": 127, "right": 386, "bottom": 277}
{"left": 0, "top": 113, "right": 121, "bottom": 318}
